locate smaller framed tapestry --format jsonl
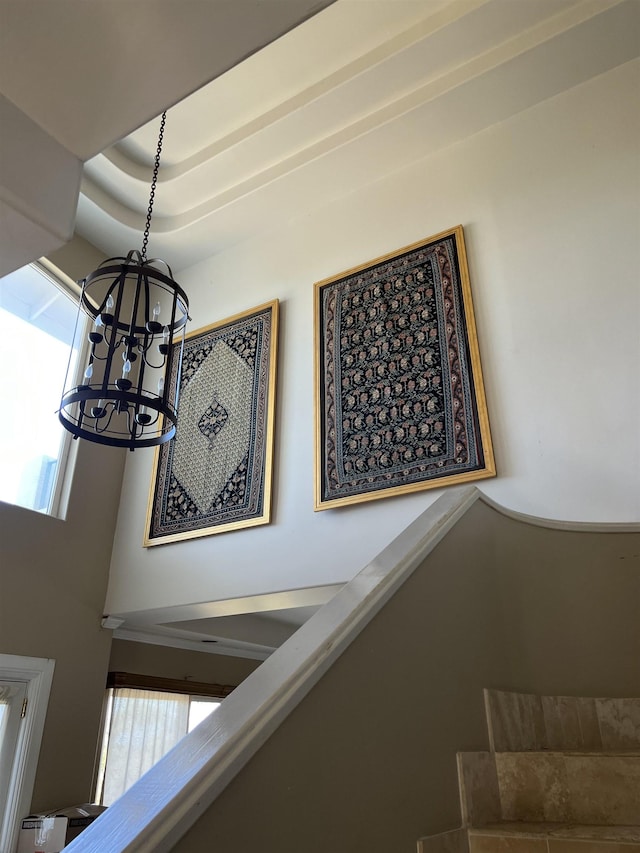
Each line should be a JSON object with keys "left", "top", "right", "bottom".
{"left": 314, "top": 226, "right": 494, "bottom": 510}
{"left": 145, "top": 300, "right": 278, "bottom": 545}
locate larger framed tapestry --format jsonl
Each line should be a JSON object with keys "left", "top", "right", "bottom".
{"left": 145, "top": 300, "right": 278, "bottom": 545}
{"left": 314, "top": 226, "right": 494, "bottom": 510}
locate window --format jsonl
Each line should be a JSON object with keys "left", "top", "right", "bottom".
{"left": 94, "top": 674, "right": 234, "bottom": 806}
{"left": 0, "top": 260, "right": 85, "bottom": 516}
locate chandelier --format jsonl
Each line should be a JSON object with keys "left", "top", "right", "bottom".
{"left": 59, "top": 112, "right": 190, "bottom": 449}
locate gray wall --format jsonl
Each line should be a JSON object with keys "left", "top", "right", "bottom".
{"left": 0, "top": 236, "right": 125, "bottom": 813}
{"left": 0, "top": 438, "right": 124, "bottom": 813}
{"left": 492, "top": 517, "right": 640, "bottom": 698}
{"left": 173, "top": 500, "right": 640, "bottom": 853}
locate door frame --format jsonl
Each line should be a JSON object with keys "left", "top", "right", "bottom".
{"left": 0, "top": 654, "right": 55, "bottom": 853}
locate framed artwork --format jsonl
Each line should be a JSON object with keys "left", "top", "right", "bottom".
{"left": 314, "top": 225, "right": 494, "bottom": 510}
{"left": 145, "top": 300, "right": 278, "bottom": 545}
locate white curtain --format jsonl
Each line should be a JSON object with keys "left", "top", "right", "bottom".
{"left": 102, "top": 688, "right": 190, "bottom": 806}
{"left": 0, "top": 685, "right": 13, "bottom": 754}
{"left": 0, "top": 683, "right": 20, "bottom": 758}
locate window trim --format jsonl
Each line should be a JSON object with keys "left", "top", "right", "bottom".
{"left": 36, "top": 257, "right": 82, "bottom": 301}
{"left": 35, "top": 257, "right": 87, "bottom": 520}
{"left": 106, "top": 672, "right": 236, "bottom": 700}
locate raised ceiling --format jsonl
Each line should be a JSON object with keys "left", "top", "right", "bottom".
{"left": 0, "top": 0, "right": 336, "bottom": 276}
{"left": 0, "top": 0, "right": 336, "bottom": 160}
{"left": 73, "top": 0, "right": 640, "bottom": 272}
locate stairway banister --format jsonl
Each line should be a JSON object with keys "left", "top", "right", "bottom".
{"left": 64, "top": 485, "right": 480, "bottom": 853}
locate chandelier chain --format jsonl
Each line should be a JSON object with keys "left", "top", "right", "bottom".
{"left": 141, "top": 111, "right": 167, "bottom": 261}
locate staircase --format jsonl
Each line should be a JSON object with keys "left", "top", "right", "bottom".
{"left": 62, "top": 489, "right": 640, "bottom": 853}
{"left": 418, "top": 688, "right": 640, "bottom": 852}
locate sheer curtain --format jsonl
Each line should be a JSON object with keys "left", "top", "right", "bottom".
{"left": 0, "top": 685, "right": 13, "bottom": 829}
{"left": 102, "top": 688, "right": 190, "bottom": 806}
{"left": 0, "top": 681, "right": 28, "bottom": 840}
{"left": 0, "top": 685, "right": 11, "bottom": 745}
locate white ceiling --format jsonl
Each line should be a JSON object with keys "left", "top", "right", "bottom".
{"left": 0, "top": 0, "right": 336, "bottom": 276}
{"left": 0, "top": 0, "right": 336, "bottom": 160}
{"left": 3, "top": 0, "right": 639, "bottom": 656}
{"left": 71, "top": 0, "right": 640, "bottom": 273}
{"left": 114, "top": 605, "right": 329, "bottom": 661}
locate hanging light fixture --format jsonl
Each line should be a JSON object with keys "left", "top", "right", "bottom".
{"left": 59, "top": 112, "right": 190, "bottom": 450}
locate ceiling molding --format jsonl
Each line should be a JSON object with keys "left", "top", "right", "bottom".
{"left": 112, "top": 626, "right": 274, "bottom": 662}
{"left": 75, "top": 0, "right": 640, "bottom": 271}
{"left": 106, "top": 583, "right": 344, "bottom": 627}
{"left": 103, "top": 586, "right": 344, "bottom": 659}
{"left": 0, "top": 0, "right": 337, "bottom": 160}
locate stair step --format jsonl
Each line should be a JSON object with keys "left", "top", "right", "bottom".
{"left": 469, "top": 822, "right": 640, "bottom": 851}
{"left": 417, "top": 827, "right": 469, "bottom": 853}
{"left": 484, "top": 690, "right": 640, "bottom": 752}
{"left": 458, "top": 750, "right": 640, "bottom": 826}
{"left": 419, "top": 693, "right": 640, "bottom": 852}
{"left": 497, "top": 751, "right": 640, "bottom": 824}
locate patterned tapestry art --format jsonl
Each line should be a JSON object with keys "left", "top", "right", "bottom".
{"left": 314, "top": 226, "right": 494, "bottom": 509}
{"left": 145, "top": 301, "right": 278, "bottom": 544}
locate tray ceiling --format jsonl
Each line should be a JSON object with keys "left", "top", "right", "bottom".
{"left": 74, "top": 0, "right": 640, "bottom": 272}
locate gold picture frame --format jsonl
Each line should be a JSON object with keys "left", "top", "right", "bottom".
{"left": 145, "top": 300, "right": 278, "bottom": 544}
{"left": 314, "top": 226, "right": 494, "bottom": 510}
